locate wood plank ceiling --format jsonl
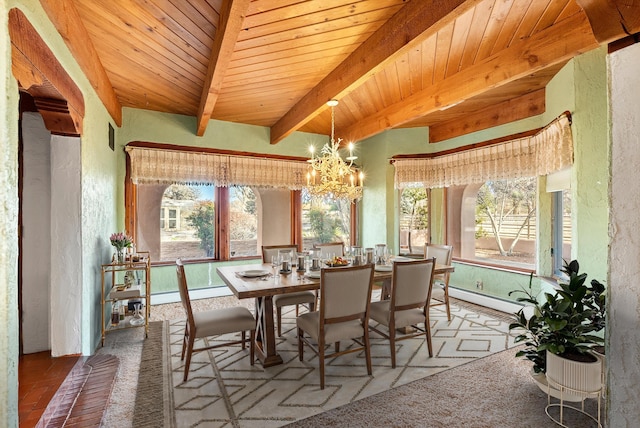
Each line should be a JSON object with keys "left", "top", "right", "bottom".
{"left": 41, "top": 0, "right": 639, "bottom": 144}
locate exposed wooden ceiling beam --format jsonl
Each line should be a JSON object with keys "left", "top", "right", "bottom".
{"left": 196, "top": 0, "right": 251, "bottom": 137}
{"left": 342, "top": 10, "right": 598, "bottom": 143}
{"left": 576, "top": 0, "right": 640, "bottom": 44}
{"left": 39, "top": 0, "right": 122, "bottom": 126}
{"left": 9, "top": 8, "right": 84, "bottom": 135}
{"left": 428, "top": 89, "right": 546, "bottom": 143}
{"left": 269, "top": 0, "right": 481, "bottom": 145}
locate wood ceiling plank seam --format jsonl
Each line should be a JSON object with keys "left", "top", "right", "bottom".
{"left": 555, "top": 1, "right": 582, "bottom": 23}
{"left": 74, "top": 1, "right": 211, "bottom": 70}
{"left": 219, "top": 79, "right": 317, "bottom": 98}
{"left": 362, "top": 77, "right": 386, "bottom": 113}
{"left": 336, "top": 96, "right": 361, "bottom": 127}
{"left": 395, "top": 51, "right": 412, "bottom": 100}
{"left": 240, "top": 0, "right": 403, "bottom": 40}
{"left": 236, "top": 7, "right": 399, "bottom": 45}
{"left": 459, "top": 0, "right": 495, "bottom": 68}
{"left": 420, "top": 35, "right": 438, "bottom": 89}
{"left": 108, "top": 72, "right": 199, "bottom": 110}
{"left": 488, "top": 0, "right": 525, "bottom": 55}
{"left": 498, "top": 0, "right": 535, "bottom": 50}
{"left": 116, "top": 90, "right": 197, "bottom": 116}
{"left": 533, "top": 0, "right": 574, "bottom": 34}
{"left": 511, "top": 0, "right": 553, "bottom": 41}
{"left": 234, "top": 20, "right": 381, "bottom": 51}
{"left": 340, "top": 11, "right": 597, "bottom": 143}
{"left": 433, "top": 25, "right": 455, "bottom": 84}
{"left": 228, "top": 34, "right": 367, "bottom": 68}
{"left": 165, "top": 0, "right": 220, "bottom": 34}
{"left": 371, "top": 72, "right": 394, "bottom": 108}
{"left": 246, "top": 0, "right": 304, "bottom": 15}
{"left": 383, "top": 65, "right": 403, "bottom": 106}
{"left": 473, "top": 0, "right": 515, "bottom": 63}
{"left": 231, "top": 25, "right": 375, "bottom": 61}
{"left": 219, "top": 70, "right": 321, "bottom": 91}
{"left": 220, "top": 55, "right": 349, "bottom": 85}
{"left": 75, "top": 0, "right": 212, "bottom": 63}
{"left": 243, "top": 0, "right": 368, "bottom": 28}
{"left": 407, "top": 45, "right": 423, "bottom": 96}
{"left": 151, "top": 0, "right": 217, "bottom": 38}
{"left": 225, "top": 43, "right": 362, "bottom": 76}
{"left": 94, "top": 44, "right": 205, "bottom": 99}
{"left": 445, "top": 10, "right": 474, "bottom": 78}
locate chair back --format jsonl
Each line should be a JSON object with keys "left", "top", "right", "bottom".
{"left": 176, "top": 259, "right": 195, "bottom": 328}
{"left": 320, "top": 264, "right": 374, "bottom": 321}
{"left": 261, "top": 245, "right": 297, "bottom": 263}
{"left": 315, "top": 241, "right": 345, "bottom": 257}
{"left": 424, "top": 244, "right": 453, "bottom": 266}
{"left": 392, "top": 258, "right": 436, "bottom": 310}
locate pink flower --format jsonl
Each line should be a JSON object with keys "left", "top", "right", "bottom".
{"left": 110, "top": 232, "right": 132, "bottom": 250}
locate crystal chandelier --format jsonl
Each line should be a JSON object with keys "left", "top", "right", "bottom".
{"left": 306, "top": 100, "right": 364, "bottom": 201}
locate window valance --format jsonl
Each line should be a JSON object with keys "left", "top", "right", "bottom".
{"left": 125, "top": 146, "right": 309, "bottom": 189}
{"left": 393, "top": 114, "right": 573, "bottom": 188}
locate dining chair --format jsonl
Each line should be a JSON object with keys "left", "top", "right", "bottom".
{"left": 425, "top": 243, "right": 454, "bottom": 321}
{"left": 262, "top": 245, "right": 316, "bottom": 337}
{"left": 296, "top": 264, "right": 374, "bottom": 389}
{"left": 314, "top": 241, "right": 345, "bottom": 258}
{"left": 369, "top": 258, "right": 436, "bottom": 368}
{"left": 176, "top": 259, "right": 255, "bottom": 381}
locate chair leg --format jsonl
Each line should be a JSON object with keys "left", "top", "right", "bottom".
{"left": 425, "top": 314, "right": 433, "bottom": 357}
{"left": 319, "top": 340, "right": 326, "bottom": 390}
{"left": 389, "top": 327, "right": 397, "bottom": 369}
{"left": 443, "top": 283, "right": 451, "bottom": 321}
{"left": 295, "top": 304, "right": 299, "bottom": 317}
{"left": 183, "top": 334, "right": 196, "bottom": 382}
{"left": 335, "top": 341, "right": 340, "bottom": 353}
{"left": 297, "top": 328, "right": 304, "bottom": 361}
{"left": 277, "top": 306, "right": 282, "bottom": 337}
{"left": 241, "top": 330, "right": 246, "bottom": 350}
{"left": 364, "top": 328, "right": 372, "bottom": 376}
{"left": 249, "top": 329, "right": 255, "bottom": 365}
{"left": 180, "top": 323, "right": 188, "bottom": 361}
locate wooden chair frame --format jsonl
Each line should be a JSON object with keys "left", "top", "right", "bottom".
{"left": 425, "top": 243, "right": 453, "bottom": 321}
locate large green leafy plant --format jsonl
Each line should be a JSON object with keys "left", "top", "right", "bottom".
{"left": 508, "top": 260, "right": 606, "bottom": 373}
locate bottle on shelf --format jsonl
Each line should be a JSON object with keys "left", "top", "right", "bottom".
{"left": 111, "top": 301, "right": 120, "bottom": 326}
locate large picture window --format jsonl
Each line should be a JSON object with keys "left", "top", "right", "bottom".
{"left": 474, "top": 177, "right": 537, "bottom": 268}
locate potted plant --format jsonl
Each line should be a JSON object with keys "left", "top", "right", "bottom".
{"left": 509, "top": 259, "right": 606, "bottom": 400}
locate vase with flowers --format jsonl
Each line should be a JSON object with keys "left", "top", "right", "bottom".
{"left": 110, "top": 232, "right": 133, "bottom": 263}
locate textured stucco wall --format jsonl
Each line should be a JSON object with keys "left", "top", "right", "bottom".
{"left": 608, "top": 41, "right": 640, "bottom": 426}
{"left": 1, "top": 2, "right": 20, "bottom": 425}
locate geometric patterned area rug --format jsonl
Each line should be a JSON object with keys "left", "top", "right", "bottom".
{"left": 164, "top": 297, "right": 517, "bottom": 427}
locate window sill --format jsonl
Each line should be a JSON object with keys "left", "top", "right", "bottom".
{"left": 452, "top": 258, "right": 535, "bottom": 275}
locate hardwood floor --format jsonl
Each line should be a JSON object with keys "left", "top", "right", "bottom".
{"left": 18, "top": 352, "right": 118, "bottom": 427}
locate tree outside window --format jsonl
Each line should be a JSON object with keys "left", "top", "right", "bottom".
{"left": 302, "top": 189, "right": 351, "bottom": 248}
{"left": 475, "top": 177, "right": 537, "bottom": 267}
{"left": 399, "top": 187, "right": 429, "bottom": 254}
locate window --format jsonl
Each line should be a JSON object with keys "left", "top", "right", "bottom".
{"left": 399, "top": 187, "right": 429, "bottom": 255}
{"left": 553, "top": 189, "right": 572, "bottom": 276}
{"left": 229, "top": 186, "right": 259, "bottom": 257}
{"left": 474, "top": 177, "right": 537, "bottom": 268}
{"left": 159, "top": 184, "right": 216, "bottom": 261}
{"left": 301, "top": 189, "right": 352, "bottom": 249}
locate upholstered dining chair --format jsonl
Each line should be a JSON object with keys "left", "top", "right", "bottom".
{"left": 369, "top": 258, "right": 436, "bottom": 368}
{"left": 297, "top": 264, "right": 374, "bottom": 389}
{"left": 176, "top": 259, "right": 255, "bottom": 381}
{"left": 314, "top": 241, "right": 345, "bottom": 258}
{"left": 425, "top": 243, "right": 454, "bottom": 321}
{"left": 262, "top": 245, "right": 316, "bottom": 337}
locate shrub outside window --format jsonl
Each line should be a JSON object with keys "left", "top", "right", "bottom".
{"left": 301, "top": 189, "right": 351, "bottom": 249}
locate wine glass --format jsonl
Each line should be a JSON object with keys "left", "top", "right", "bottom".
{"left": 130, "top": 303, "right": 145, "bottom": 326}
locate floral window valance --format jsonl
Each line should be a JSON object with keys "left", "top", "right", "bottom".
{"left": 125, "top": 146, "right": 309, "bottom": 189}
{"left": 393, "top": 113, "right": 573, "bottom": 189}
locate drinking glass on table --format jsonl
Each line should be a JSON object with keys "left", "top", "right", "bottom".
{"left": 271, "top": 255, "right": 279, "bottom": 275}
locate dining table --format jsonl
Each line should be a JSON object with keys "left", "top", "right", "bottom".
{"left": 217, "top": 260, "right": 455, "bottom": 367}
